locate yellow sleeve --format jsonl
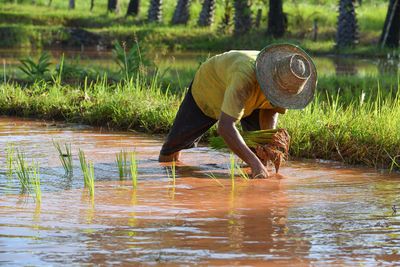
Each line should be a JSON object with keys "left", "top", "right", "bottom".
{"left": 220, "top": 73, "right": 252, "bottom": 120}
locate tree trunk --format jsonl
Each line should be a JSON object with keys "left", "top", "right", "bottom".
{"left": 233, "top": 0, "right": 253, "bottom": 36}
{"left": 126, "top": 0, "right": 140, "bottom": 16}
{"left": 68, "top": 0, "right": 75, "bottom": 10}
{"left": 148, "top": 0, "right": 162, "bottom": 23}
{"left": 171, "top": 0, "right": 190, "bottom": 25}
{"left": 336, "top": 0, "right": 359, "bottom": 47}
{"left": 380, "top": 0, "right": 400, "bottom": 48}
{"left": 108, "top": 0, "right": 120, "bottom": 14}
{"left": 198, "top": 0, "right": 216, "bottom": 26}
{"left": 90, "top": 0, "right": 94, "bottom": 11}
{"left": 267, "top": 0, "right": 286, "bottom": 38}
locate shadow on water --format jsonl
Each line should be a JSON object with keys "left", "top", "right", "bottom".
{"left": 1, "top": 116, "right": 400, "bottom": 265}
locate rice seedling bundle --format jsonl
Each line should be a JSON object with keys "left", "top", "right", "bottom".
{"left": 210, "top": 128, "right": 291, "bottom": 173}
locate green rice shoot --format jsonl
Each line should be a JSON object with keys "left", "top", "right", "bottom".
{"left": 30, "top": 160, "right": 41, "bottom": 203}
{"left": 130, "top": 151, "right": 138, "bottom": 189}
{"left": 230, "top": 153, "right": 235, "bottom": 189}
{"left": 235, "top": 163, "right": 250, "bottom": 180}
{"left": 14, "top": 151, "right": 30, "bottom": 192}
{"left": 87, "top": 160, "right": 95, "bottom": 197}
{"left": 116, "top": 149, "right": 129, "bottom": 179}
{"left": 6, "top": 141, "right": 14, "bottom": 177}
{"left": 53, "top": 141, "right": 73, "bottom": 175}
{"left": 205, "top": 172, "right": 225, "bottom": 188}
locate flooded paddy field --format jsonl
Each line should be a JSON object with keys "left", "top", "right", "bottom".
{"left": 1, "top": 117, "right": 400, "bottom": 266}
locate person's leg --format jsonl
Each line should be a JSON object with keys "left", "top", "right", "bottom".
{"left": 159, "top": 86, "right": 217, "bottom": 162}
{"left": 241, "top": 109, "right": 278, "bottom": 131}
{"left": 241, "top": 109, "right": 261, "bottom": 132}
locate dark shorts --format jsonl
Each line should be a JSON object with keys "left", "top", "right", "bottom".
{"left": 159, "top": 84, "right": 261, "bottom": 156}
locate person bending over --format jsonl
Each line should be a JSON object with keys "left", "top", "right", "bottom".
{"left": 159, "top": 43, "right": 317, "bottom": 178}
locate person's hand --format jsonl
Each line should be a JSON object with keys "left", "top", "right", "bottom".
{"left": 250, "top": 160, "right": 269, "bottom": 179}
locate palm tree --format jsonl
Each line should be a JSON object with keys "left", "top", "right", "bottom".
{"left": 380, "top": 0, "right": 400, "bottom": 48}
{"left": 108, "top": 0, "right": 120, "bottom": 14}
{"left": 68, "top": 0, "right": 75, "bottom": 10}
{"left": 127, "top": 0, "right": 140, "bottom": 16}
{"left": 267, "top": 0, "right": 286, "bottom": 38}
{"left": 336, "top": 0, "right": 359, "bottom": 47}
{"left": 148, "top": 0, "right": 162, "bottom": 23}
{"left": 198, "top": 0, "right": 216, "bottom": 27}
{"left": 171, "top": 0, "right": 191, "bottom": 25}
{"left": 233, "top": 0, "right": 253, "bottom": 35}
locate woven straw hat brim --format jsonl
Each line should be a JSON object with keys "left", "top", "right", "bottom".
{"left": 255, "top": 43, "right": 318, "bottom": 109}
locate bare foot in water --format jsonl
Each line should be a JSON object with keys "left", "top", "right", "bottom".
{"left": 158, "top": 151, "right": 181, "bottom": 162}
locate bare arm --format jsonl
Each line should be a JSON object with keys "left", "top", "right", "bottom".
{"left": 218, "top": 112, "right": 269, "bottom": 178}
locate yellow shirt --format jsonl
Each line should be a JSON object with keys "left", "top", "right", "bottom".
{"left": 191, "top": 50, "right": 286, "bottom": 120}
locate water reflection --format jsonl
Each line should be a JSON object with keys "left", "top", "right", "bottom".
{"left": 1, "top": 117, "right": 400, "bottom": 265}
{"left": 1, "top": 48, "right": 400, "bottom": 77}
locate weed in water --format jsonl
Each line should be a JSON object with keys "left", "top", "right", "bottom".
{"left": 130, "top": 151, "right": 138, "bottom": 189}
{"left": 115, "top": 149, "right": 129, "bottom": 179}
{"left": 13, "top": 151, "right": 30, "bottom": 192}
{"left": 53, "top": 141, "right": 73, "bottom": 175}
{"left": 30, "top": 160, "right": 41, "bottom": 203}
{"left": 112, "top": 41, "right": 149, "bottom": 81}
{"left": 17, "top": 51, "right": 52, "bottom": 82}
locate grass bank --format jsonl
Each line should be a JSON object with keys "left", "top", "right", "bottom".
{"left": 1, "top": 74, "right": 399, "bottom": 171}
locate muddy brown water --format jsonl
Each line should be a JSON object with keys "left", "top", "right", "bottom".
{"left": 1, "top": 117, "right": 400, "bottom": 266}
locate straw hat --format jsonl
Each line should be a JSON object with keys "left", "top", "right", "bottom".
{"left": 255, "top": 43, "right": 318, "bottom": 109}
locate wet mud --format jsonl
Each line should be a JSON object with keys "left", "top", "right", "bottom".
{"left": 1, "top": 117, "right": 400, "bottom": 266}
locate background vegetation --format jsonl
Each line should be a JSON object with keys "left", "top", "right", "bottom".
{"left": 0, "top": 0, "right": 396, "bottom": 55}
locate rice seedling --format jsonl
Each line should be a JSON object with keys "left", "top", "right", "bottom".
{"left": 212, "top": 129, "right": 290, "bottom": 173}
{"left": 115, "top": 149, "right": 129, "bottom": 179}
{"left": 78, "top": 149, "right": 95, "bottom": 197}
{"left": 235, "top": 162, "right": 250, "bottom": 180}
{"left": 30, "top": 160, "right": 41, "bottom": 203}
{"left": 230, "top": 153, "right": 235, "bottom": 189}
{"left": 171, "top": 159, "right": 176, "bottom": 187}
{"left": 129, "top": 151, "right": 138, "bottom": 189}
{"left": 87, "top": 161, "right": 95, "bottom": 197}
{"left": 6, "top": 141, "right": 14, "bottom": 177}
{"left": 53, "top": 141, "right": 73, "bottom": 175}
{"left": 79, "top": 149, "right": 89, "bottom": 186}
{"left": 13, "top": 151, "right": 30, "bottom": 192}
{"left": 205, "top": 172, "right": 225, "bottom": 188}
